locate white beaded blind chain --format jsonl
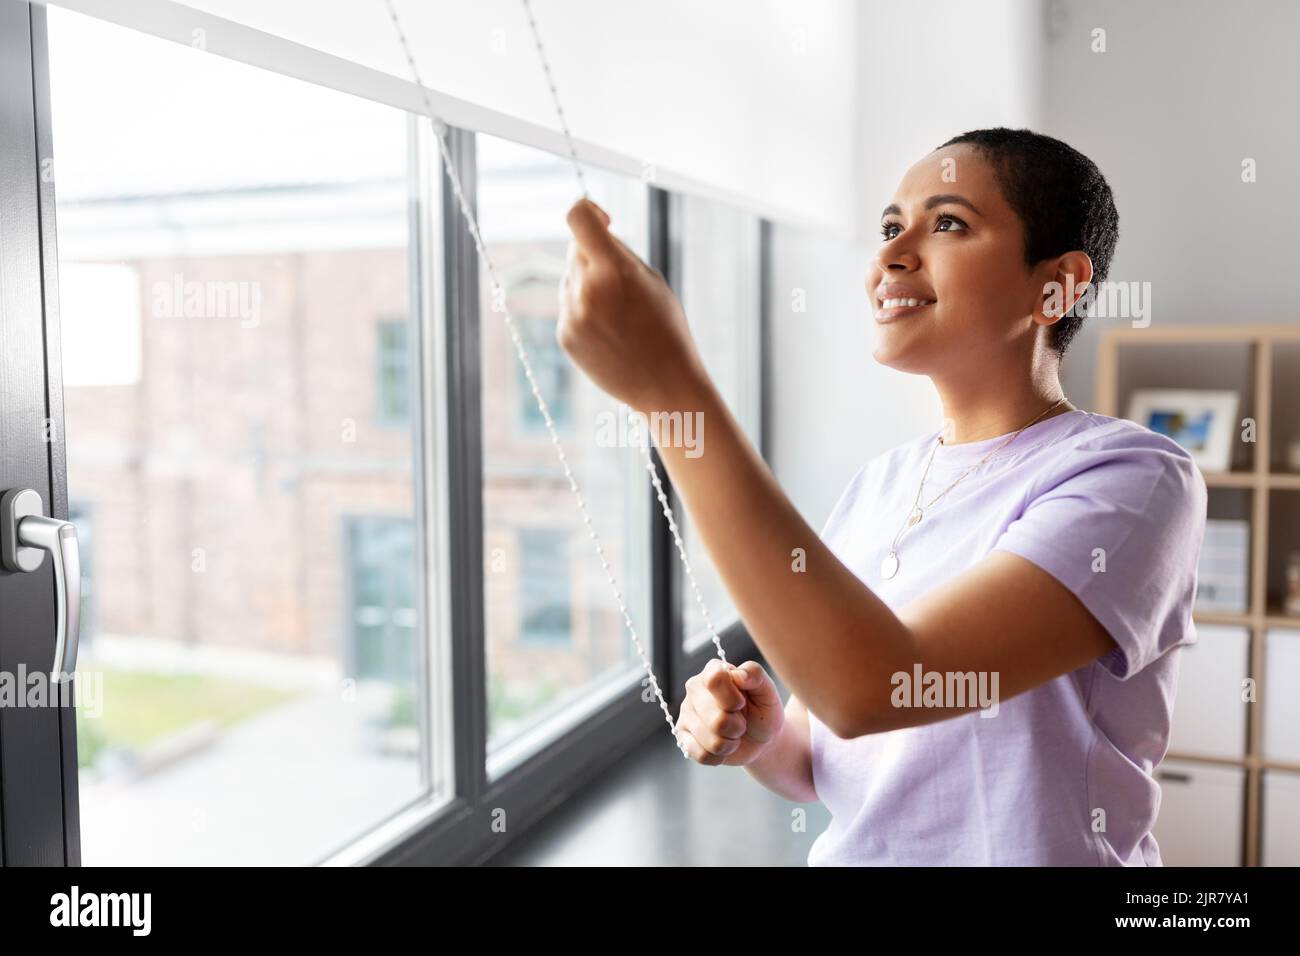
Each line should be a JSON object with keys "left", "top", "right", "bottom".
{"left": 516, "top": 0, "right": 728, "bottom": 665}
{"left": 381, "top": 0, "right": 727, "bottom": 755}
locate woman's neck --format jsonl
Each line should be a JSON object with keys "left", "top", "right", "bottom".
{"left": 934, "top": 372, "right": 1075, "bottom": 445}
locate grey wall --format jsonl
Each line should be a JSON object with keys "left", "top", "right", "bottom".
{"left": 1041, "top": 0, "right": 1300, "bottom": 404}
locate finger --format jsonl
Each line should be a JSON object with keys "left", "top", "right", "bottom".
{"left": 680, "top": 693, "right": 745, "bottom": 741}
{"left": 677, "top": 726, "right": 724, "bottom": 766}
{"left": 567, "top": 205, "right": 651, "bottom": 278}
{"left": 675, "top": 694, "right": 700, "bottom": 734}
{"left": 677, "top": 727, "right": 711, "bottom": 764}
{"left": 679, "top": 694, "right": 742, "bottom": 757}
{"left": 565, "top": 237, "right": 588, "bottom": 270}
{"left": 729, "top": 661, "right": 770, "bottom": 695}
{"left": 702, "top": 658, "right": 747, "bottom": 712}
{"left": 705, "top": 701, "right": 747, "bottom": 740}
{"left": 560, "top": 245, "right": 580, "bottom": 305}
{"left": 566, "top": 198, "right": 626, "bottom": 263}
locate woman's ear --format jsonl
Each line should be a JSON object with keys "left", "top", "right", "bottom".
{"left": 1038, "top": 251, "right": 1095, "bottom": 323}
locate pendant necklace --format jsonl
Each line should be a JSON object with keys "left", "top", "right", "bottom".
{"left": 880, "top": 398, "right": 1069, "bottom": 580}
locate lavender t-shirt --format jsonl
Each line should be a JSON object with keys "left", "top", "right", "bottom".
{"left": 807, "top": 409, "right": 1208, "bottom": 866}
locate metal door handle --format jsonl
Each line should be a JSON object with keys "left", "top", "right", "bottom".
{"left": 1, "top": 489, "right": 81, "bottom": 683}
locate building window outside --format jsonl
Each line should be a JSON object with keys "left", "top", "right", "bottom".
{"left": 512, "top": 279, "right": 571, "bottom": 434}
{"left": 376, "top": 319, "right": 411, "bottom": 426}
{"left": 518, "top": 527, "right": 572, "bottom": 647}
{"left": 347, "top": 516, "right": 418, "bottom": 684}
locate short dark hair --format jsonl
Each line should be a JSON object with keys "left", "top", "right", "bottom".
{"left": 936, "top": 127, "right": 1119, "bottom": 356}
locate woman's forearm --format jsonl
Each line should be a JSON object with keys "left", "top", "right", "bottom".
{"left": 640, "top": 379, "right": 915, "bottom": 739}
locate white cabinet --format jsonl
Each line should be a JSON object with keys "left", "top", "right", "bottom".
{"left": 1153, "top": 759, "right": 1244, "bottom": 866}
{"left": 1262, "top": 770, "right": 1300, "bottom": 866}
{"left": 1264, "top": 628, "right": 1300, "bottom": 763}
{"left": 1169, "top": 625, "right": 1249, "bottom": 757}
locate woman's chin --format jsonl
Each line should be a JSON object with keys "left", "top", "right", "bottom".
{"left": 870, "top": 328, "right": 931, "bottom": 373}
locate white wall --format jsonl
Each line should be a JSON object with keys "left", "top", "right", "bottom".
{"left": 852, "top": 0, "right": 1045, "bottom": 245}
{"left": 770, "top": 0, "right": 1043, "bottom": 528}
{"left": 768, "top": 223, "right": 941, "bottom": 530}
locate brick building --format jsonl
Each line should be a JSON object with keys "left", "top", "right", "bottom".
{"left": 58, "top": 167, "right": 644, "bottom": 745}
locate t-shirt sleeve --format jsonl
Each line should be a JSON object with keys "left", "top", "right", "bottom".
{"left": 991, "top": 428, "right": 1208, "bottom": 680}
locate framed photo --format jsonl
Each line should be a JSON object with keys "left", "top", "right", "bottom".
{"left": 1127, "top": 388, "right": 1239, "bottom": 472}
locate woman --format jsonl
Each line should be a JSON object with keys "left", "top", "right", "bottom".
{"left": 557, "top": 127, "right": 1207, "bottom": 866}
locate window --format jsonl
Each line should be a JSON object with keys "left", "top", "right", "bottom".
{"left": 511, "top": 276, "right": 573, "bottom": 434}
{"left": 42, "top": 2, "right": 767, "bottom": 868}
{"left": 669, "top": 194, "right": 764, "bottom": 650}
{"left": 518, "top": 527, "right": 572, "bottom": 646}
{"left": 48, "top": 7, "right": 444, "bottom": 866}
{"left": 347, "top": 517, "right": 418, "bottom": 683}
{"left": 376, "top": 319, "right": 411, "bottom": 426}
{"left": 477, "top": 132, "right": 653, "bottom": 773}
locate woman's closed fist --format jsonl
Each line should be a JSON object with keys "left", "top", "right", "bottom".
{"left": 676, "top": 659, "right": 783, "bottom": 766}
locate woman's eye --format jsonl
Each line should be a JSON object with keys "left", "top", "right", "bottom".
{"left": 880, "top": 214, "right": 967, "bottom": 242}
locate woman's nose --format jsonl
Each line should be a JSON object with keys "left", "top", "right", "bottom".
{"left": 875, "top": 240, "right": 920, "bottom": 273}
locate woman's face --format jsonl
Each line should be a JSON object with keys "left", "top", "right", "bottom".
{"left": 868, "top": 143, "right": 1054, "bottom": 375}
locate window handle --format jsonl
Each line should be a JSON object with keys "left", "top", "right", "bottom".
{"left": 1, "top": 489, "right": 82, "bottom": 683}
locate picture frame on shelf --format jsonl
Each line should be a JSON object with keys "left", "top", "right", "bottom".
{"left": 1126, "top": 388, "right": 1240, "bottom": 472}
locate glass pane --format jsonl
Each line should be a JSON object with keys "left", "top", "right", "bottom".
{"left": 669, "top": 194, "right": 763, "bottom": 650}
{"left": 48, "top": 8, "right": 444, "bottom": 865}
{"left": 477, "top": 133, "right": 652, "bottom": 772}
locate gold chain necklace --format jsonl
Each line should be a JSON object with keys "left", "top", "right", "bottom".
{"left": 879, "top": 398, "right": 1069, "bottom": 580}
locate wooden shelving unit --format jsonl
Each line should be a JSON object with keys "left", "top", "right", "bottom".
{"left": 1097, "top": 324, "right": 1300, "bottom": 867}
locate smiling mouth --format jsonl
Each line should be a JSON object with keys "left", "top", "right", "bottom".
{"left": 875, "top": 298, "right": 936, "bottom": 322}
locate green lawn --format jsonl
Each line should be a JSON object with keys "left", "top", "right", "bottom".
{"left": 76, "top": 667, "right": 562, "bottom": 771}
{"left": 76, "top": 667, "right": 303, "bottom": 770}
